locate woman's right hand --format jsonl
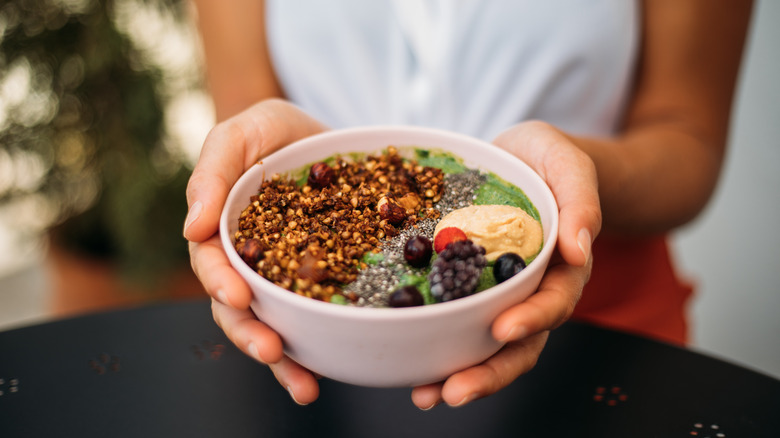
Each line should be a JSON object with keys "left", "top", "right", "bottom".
{"left": 183, "top": 99, "right": 328, "bottom": 404}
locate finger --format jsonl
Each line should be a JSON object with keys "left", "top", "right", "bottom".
{"left": 211, "top": 298, "right": 284, "bottom": 364}
{"left": 190, "top": 237, "right": 253, "bottom": 309}
{"left": 410, "top": 382, "right": 444, "bottom": 411}
{"left": 493, "top": 121, "right": 602, "bottom": 267}
{"left": 439, "top": 332, "right": 549, "bottom": 407}
{"left": 269, "top": 357, "right": 321, "bottom": 406}
{"left": 184, "top": 99, "right": 328, "bottom": 242}
{"left": 492, "top": 255, "right": 592, "bottom": 342}
{"left": 212, "top": 300, "right": 319, "bottom": 405}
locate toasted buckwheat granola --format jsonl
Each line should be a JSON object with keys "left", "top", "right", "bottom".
{"left": 234, "top": 147, "right": 443, "bottom": 302}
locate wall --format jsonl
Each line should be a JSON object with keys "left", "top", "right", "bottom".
{"left": 673, "top": 0, "right": 780, "bottom": 378}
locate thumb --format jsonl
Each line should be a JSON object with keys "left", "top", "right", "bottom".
{"left": 493, "top": 121, "right": 601, "bottom": 267}
{"left": 184, "top": 99, "right": 328, "bottom": 242}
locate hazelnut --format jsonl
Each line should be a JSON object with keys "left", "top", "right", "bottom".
{"left": 397, "top": 193, "right": 420, "bottom": 211}
{"left": 237, "top": 238, "right": 266, "bottom": 267}
{"left": 376, "top": 196, "right": 406, "bottom": 225}
{"left": 307, "top": 162, "right": 335, "bottom": 188}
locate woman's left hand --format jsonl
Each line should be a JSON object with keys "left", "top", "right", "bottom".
{"left": 410, "top": 121, "right": 601, "bottom": 409}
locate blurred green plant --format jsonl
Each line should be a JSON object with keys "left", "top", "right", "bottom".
{"left": 0, "top": 0, "right": 199, "bottom": 286}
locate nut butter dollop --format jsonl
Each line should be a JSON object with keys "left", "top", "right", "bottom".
{"left": 434, "top": 205, "right": 543, "bottom": 261}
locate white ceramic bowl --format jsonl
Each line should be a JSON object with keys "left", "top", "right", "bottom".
{"left": 220, "top": 126, "right": 558, "bottom": 387}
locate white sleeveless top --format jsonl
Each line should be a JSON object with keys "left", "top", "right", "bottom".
{"left": 266, "top": 0, "right": 638, "bottom": 141}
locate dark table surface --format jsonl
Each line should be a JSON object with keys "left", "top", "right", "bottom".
{"left": 1, "top": 299, "right": 778, "bottom": 438}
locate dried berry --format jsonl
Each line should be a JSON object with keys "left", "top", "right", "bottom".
{"left": 388, "top": 285, "right": 424, "bottom": 307}
{"left": 493, "top": 253, "right": 526, "bottom": 283}
{"left": 428, "top": 239, "right": 487, "bottom": 302}
{"left": 377, "top": 196, "right": 406, "bottom": 225}
{"left": 237, "top": 238, "right": 266, "bottom": 267}
{"left": 296, "top": 248, "right": 328, "bottom": 283}
{"left": 307, "top": 162, "right": 335, "bottom": 188}
{"left": 404, "top": 236, "right": 433, "bottom": 268}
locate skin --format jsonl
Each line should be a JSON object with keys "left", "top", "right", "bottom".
{"left": 186, "top": 0, "right": 752, "bottom": 409}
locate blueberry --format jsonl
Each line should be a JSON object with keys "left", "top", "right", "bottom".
{"left": 388, "top": 285, "right": 425, "bottom": 307}
{"left": 403, "top": 236, "right": 433, "bottom": 268}
{"left": 493, "top": 253, "right": 526, "bottom": 283}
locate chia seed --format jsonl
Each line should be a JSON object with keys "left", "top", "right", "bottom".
{"left": 344, "top": 169, "right": 486, "bottom": 307}
{"left": 435, "top": 170, "right": 486, "bottom": 215}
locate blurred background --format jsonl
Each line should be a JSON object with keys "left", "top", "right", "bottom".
{"left": 0, "top": 0, "right": 211, "bottom": 317}
{"left": 0, "top": 1, "right": 778, "bottom": 379}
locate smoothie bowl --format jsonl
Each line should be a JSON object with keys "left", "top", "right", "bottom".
{"left": 219, "top": 126, "right": 558, "bottom": 387}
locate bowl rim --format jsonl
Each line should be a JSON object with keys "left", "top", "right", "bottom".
{"left": 219, "top": 125, "right": 559, "bottom": 321}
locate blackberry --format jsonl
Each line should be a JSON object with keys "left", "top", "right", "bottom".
{"left": 428, "top": 239, "right": 487, "bottom": 302}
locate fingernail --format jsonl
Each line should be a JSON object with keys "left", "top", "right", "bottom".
{"left": 499, "top": 325, "right": 527, "bottom": 343}
{"left": 183, "top": 200, "right": 203, "bottom": 238}
{"left": 577, "top": 228, "right": 592, "bottom": 265}
{"left": 452, "top": 393, "right": 479, "bottom": 407}
{"left": 287, "top": 386, "right": 309, "bottom": 406}
{"left": 216, "top": 289, "right": 230, "bottom": 307}
{"left": 247, "top": 342, "right": 262, "bottom": 362}
{"left": 419, "top": 400, "right": 441, "bottom": 411}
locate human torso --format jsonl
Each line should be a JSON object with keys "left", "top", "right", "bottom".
{"left": 265, "top": 0, "right": 639, "bottom": 140}
{"left": 264, "top": 1, "right": 692, "bottom": 345}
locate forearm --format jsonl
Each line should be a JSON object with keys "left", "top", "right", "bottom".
{"left": 572, "top": 126, "right": 724, "bottom": 235}
{"left": 192, "top": 0, "right": 282, "bottom": 121}
{"left": 575, "top": 0, "right": 753, "bottom": 235}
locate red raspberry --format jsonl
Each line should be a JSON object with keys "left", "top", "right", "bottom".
{"left": 433, "top": 227, "right": 468, "bottom": 253}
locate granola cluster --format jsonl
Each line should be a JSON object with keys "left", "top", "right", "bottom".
{"left": 234, "top": 147, "right": 444, "bottom": 302}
